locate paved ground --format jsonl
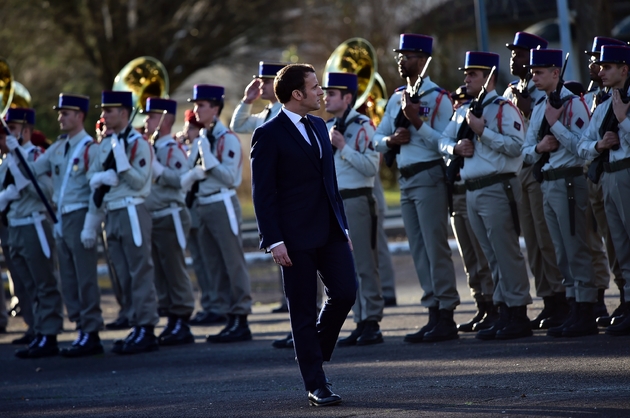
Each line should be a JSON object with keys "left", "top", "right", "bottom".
{"left": 2, "top": 252, "right": 630, "bottom": 417}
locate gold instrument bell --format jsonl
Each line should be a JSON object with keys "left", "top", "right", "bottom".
{"left": 10, "top": 81, "right": 32, "bottom": 109}
{"left": 0, "top": 58, "right": 14, "bottom": 118}
{"left": 324, "top": 38, "right": 387, "bottom": 126}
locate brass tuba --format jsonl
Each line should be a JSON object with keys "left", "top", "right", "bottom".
{"left": 112, "top": 56, "right": 169, "bottom": 110}
{"left": 0, "top": 58, "right": 14, "bottom": 118}
{"left": 324, "top": 38, "right": 387, "bottom": 125}
{"left": 10, "top": 81, "right": 32, "bottom": 109}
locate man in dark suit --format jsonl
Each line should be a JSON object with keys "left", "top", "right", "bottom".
{"left": 251, "top": 64, "right": 357, "bottom": 407}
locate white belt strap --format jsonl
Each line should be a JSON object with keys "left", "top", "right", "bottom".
{"left": 106, "top": 197, "right": 144, "bottom": 247}
{"left": 9, "top": 212, "right": 50, "bottom": 258}
{"left": 197, "top": 188, "right": 238, "bottom": 236}
{"left": 60, "top": 202, "right": 89, "bottom": 215}
{"left": 151, "top": 203, "right": 187, "bottom": 250}
{"left": 106, "top": 196, "right": 145, "bottom": 211}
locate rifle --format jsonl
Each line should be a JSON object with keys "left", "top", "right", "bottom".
{"left": 445, "top": 66, "right": 496, "bottom": 185}
{"left": 92, "top": 106, "right": 139, "bottom": 208}
{"left": 150, "top": 110, "right": 168, "bottom": 143}
{"left": 384, "top": 57, "right": 432, "bottom": 167}
{"left": 0, "top": 118, "right": 57, "bottom": 223}
{"left": 587, "top": 74, "right": 630, "bottom": 183}
{"left": 519, "top": 72, "right": 533, "bottom": 99}
{"left": 531, "top": 53, "right": 570, "bottom": 183}
{"left": 332, "top": 105, "right": 352, "bottom": 154}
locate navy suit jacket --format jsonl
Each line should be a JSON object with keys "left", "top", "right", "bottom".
{"left": 251, "top": 109, "right": 349, "bottom": 252}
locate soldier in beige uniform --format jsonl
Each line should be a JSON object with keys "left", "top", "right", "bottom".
{"left": 17, "top": 94, "right": 105, "bottom": 357}
{"left": 144, "top": 98, "right": 196, "bottom": 346}
{"left": 323, "top": 72, "right": 384, "bottom": 347}
{"left": 2, "top": 108, "right": 64, "bottom": 358}
{"left": 88, "top": 91, "right": 159, "bottom": 354}
{"left": 440, "top": 52, "right": 533, "bottom": 341}
{"left": 186, "top": 84, "right": 253, "bottom": 343}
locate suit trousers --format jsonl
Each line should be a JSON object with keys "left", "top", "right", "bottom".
{"left": 451, "top": 192, "right": 494, "bottom": 302}
{"left": 518, "top": 165, "right": 564, "bottom": 297}
{"left": 56, "top": 208, "right": 103, "bottom": 333}
{"left": 541, "top": 176, "right": 597, "bottom": 303}
{"left": 343, "top": 195, "right": 383, "bottom": 323}
{"left": 152, "top": 208, "right": 195, "bottom": 318}
{"left": 196, "top": 196, "right": 252, "bottom": 316}
{"left": 106, "top": 204, "right": 159, "bottom": 327}
{"left": 467, "top": 178, "right": 532, "bottom": 307}
{"left": 373, "top": 176, "right": 396, "bottom": 300}
{"left": 283, "top": 232, "right": 357, "bottom": 391}
{"left": 400, "top": 180, "right": 459, "bottom": 310}
{"left": 601, "top": 169, "right": 630, "bottom": 301}
{"left": 9, "top": 221, "right": 64, "bottom": 335}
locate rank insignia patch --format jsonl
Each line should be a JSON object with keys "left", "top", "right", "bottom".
{"left": 139, "top": 159, "right": 146, "bottom": 167}
{"left": 175, "top": 161, "right": 182, "bottom": 169}
{"left": 228, "top": 150, "right": 235, "bottom": 159}
{"left": 514, "top": 121, "right": 521, "bottom": 131}
{"left": 576, "top": 118, "right": 584, "bottom": 129}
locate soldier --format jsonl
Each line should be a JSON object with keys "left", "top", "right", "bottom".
{"left": 440, "top": 52, "right": 533, "bottom": 340}
{"left": 447, "top": 86, "right": 495, "bottom": 333}
{"left": 322, "top": 72, "right": 384, "bottom": 346}
{"left": 144, "top": 98, "right": 196, "bottom": 346}
{"left": 583, "top": 37, "right": 628, "bottom": 327}
{"left": 503, "top": 32, "right": 566, "bottom": 330}
{"left": 14, "top": 94, "right": 105, "bottom": 357}
{"left": 186, "top": 84, "right": 253, "bottom": 343}
{"left": 230, "top": 61, "right": 285, "bottom": 134}
{"left": 374, "top": 34, "right": 460, "bottom": 343}
{"left": 578, "top": 45, "right": 630, "bottom": 336}
{"left": 89, "top": 91, "right": 159, "bottom": 354}
{"left": 2, "top": 108, "right": 64, "bottom": 358}
{"left": 523, "top": 49, "right": 596, "bottom": 337}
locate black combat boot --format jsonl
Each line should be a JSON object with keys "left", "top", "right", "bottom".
{"left": 423, "top": 309, "right": 459, "bottom": 342}
{"left": 562, "top": 302, "right": 599, "bottom": 337}
{"left": 594, "top": 288, "right": 608, "bottom": 319}
{"left": 547, "top": 298, "right": 577, "bottom": 337}
{"left": 12, "top": 331, "right": 36, "bottom": 345}
{"left": 539, "top": 292, "right": 571, "bottom": 329}
{"left": 457, "top": 299, "right": 487, "bottom": 332}
{"left": 61, "top": 332, "right": 104, "bottom": 357}
{"left": 159, "top": 317, "right": 195, "bottom": 346}
{"left": 120, "top": 326, "right": 159, "bottom": 354}
{"left": 472, "top": 302, "right": 500, "bottom": 331}
{"left": 476, "top": 303, "right": 509, "bottom": 340}
{"left": 530, "top": 296, "right": 556, "bottom": 329}
{"left": 598, "top": 290, "right": 626, "bottom": 327}
{"left": 15, "top": 334, "right": 59, "bottom": 359}
{"left": 112, "top": 327, "right": 137, "bottom": 354}
{"left": 337, "top": 321, "right": 365, "bottom": 347}
{"left": 495, "top": 306, "right": 533, "bottom": 340}
{"left": 356, "top": 320, "right": 384, "bottom": 346}
{"left": 210, "top": 314, "right": 252, "bottom": 343}
{"left": 606, "top": 302, "right": 630, "bottom": 336}
{"left": 404, "top": 306, "right": 439, "bottom": 343}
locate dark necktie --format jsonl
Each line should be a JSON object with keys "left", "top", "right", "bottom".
{"left": 263, "top": 105, "right": 272, "bottom": 122}
{"left": 64, "top": 141, "right": 70, "bottom": 156}
{"left": 300, "top": 117, "right": 320, "bottom": 159}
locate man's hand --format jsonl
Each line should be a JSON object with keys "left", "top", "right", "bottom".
{"left": 596, "top": 131, "right": 620, "bottom": 152}
{"left": 511, "top": 87, "right": 533, "bottom": 118}
{"left": 544, "top": 101, "right": 564, "bottom": 127}
{"left": 454, "top": 139, "right": 474, "bottom": 157}
{"left": 536, "top": 134, "right": 560, "bottom": 153}
{"left": 271, "top": 243, "right": 293, "bottom": 267}
{"left": 329, "top": 127, "right": 345, "bottom": 150}
{"left": 386, "top": 127, "right": 410, "bottom": 147}
{"left": 242, "top": 79, "right": 263, "bottom": 104}
{"left": 612, "top": 89, "right": 630, "bottom": 123}
{"left": 466, "top": 110, "right": 486, "bottom": 136}
{"left": 401, "top": 92, "right": 422, "bottom": 130}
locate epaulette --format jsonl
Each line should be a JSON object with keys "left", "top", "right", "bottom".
{"left": 354, "top": 114, "right": 370, "bottom": 124}
{"left": 493, "top": 97, "right": 507, "bottom": 105}
{"left": 508, "top": 80, "right": 518, "bottom": 86}
{"left": 536, "top": 96, "right": 546, "bottom": 106}
{"left": 57, "top": 134, "right": 68, "bottom": 141}
{"left": 326, "top": 117, "right": 335, "bottom": 123}
{"left": 395, "top": 85, "right": 406, "bottom": 92}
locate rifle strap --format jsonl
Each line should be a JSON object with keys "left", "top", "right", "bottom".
{"left": 565, "top": 177, "right": 576, "bottom": 236}
{"left": 501, "top": 178, "right": 521, "bottom": 236}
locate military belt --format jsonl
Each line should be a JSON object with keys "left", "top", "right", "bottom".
{"left": 339, "top": 187, "right": 373, "bottom": 200}
{"left": 603, "top": 157, "right": 630, "bottom": 173}
{"left": 399, "top": 159, "right": 444, "bottom": 179}
{"left": 60, "top": 202, "right": 89, "bottom": 215}
{"left": 542, "top": 166, "right": 583, "bottom": 181}
{"left": 464, "top": 172, "right": 516, "bottom": 191}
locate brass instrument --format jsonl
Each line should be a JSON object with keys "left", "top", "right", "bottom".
{"left": 324, "top": 38, "right": 387, "bottom": 125}
{"left": 0, "top": 58, "right": 14, "bottom": 117}
{"left": 10, "top": 81, "right": 32, "bottom": 109}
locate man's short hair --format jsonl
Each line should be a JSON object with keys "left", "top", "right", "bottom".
{"left": 274, "top": 64, "right": 316, "bottom": 104}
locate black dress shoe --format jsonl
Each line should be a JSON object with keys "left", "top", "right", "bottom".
{"left": 404, "top": 307, "right": 439, "bottom": 343}
{"left": 383, "top": 297, "right": 397, "bottom": 307}
{"left": 308, "top": 386, "right": 342, "bottom": 407}
{"left": 12, "top": 333, "right": 36, "bottom": 345}
{"left": 159, "top": 318, "right": 195, "bottom": 346}
{"left": 121, "top": 326, "right": 159, "bottom": 354}
{"left": 15, "top": 335, "right": 59, "bottom": 359}
{"left": 272, "top": 303, "right": 289, "bottom": 313}
{"left": 105, "top": 317, "right": 130, "bottom": 330}
{"left": 61, "top": 332, "right": 104, "bottom": 358}
{"left": 337, "top": 322, "right": 365, "bottom": 347}
{"left": 189, "top": 311, "right": 226, "bottom": 326}
{"left": 272, "top": 333, "right": 294, "bottom": 349}
{"left": 207, "top": 314, "right": 252, "bottom": 343}
{"left": 356, "top": 320, "right": 384, "bottom": 346}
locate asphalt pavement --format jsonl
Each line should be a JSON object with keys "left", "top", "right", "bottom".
{"left": 2, "top": 252, "right": 630, "bottom": 417}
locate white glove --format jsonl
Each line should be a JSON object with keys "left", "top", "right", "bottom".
{"left": 80, "top": 212, "right": 104, "bottom": 249}
{"left": 152, "top": 159, "right": 165, "bottom": 180}
{"left": 7, "top": 158, "right": 30, "bottom": 191}
{"left": 89, "top": 169, "right": 119, "bottom": 190}
{"left": 6, "top": 135, "right": 19, "bottom": 151}
{"left": 180, "top": 166, "right": 206, "bottom": 192}
{"left": 198, "top": 137, "right": 219, "bottom": 171}
{"left": 0, "top": 185, "right": 20, "bottom": 212}
{"left": 111, "top": 136, "right": 131, "bottom": 173}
